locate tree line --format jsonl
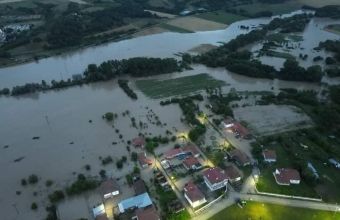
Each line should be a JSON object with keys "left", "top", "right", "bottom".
{"left": 190, "top": 13, "right": 323, "bottom": 82}
{"left": 0, "top": 57, "right": 181, "bottom": 96}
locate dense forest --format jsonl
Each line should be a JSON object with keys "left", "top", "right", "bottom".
{"left": 319, "top": 40, "right": 340, "bottom": 62}
{"left": 315, "top": 5, "right": 340, "bottom": 19}
{"left": 47, "top": 2, "right": 154, "bottom": 48}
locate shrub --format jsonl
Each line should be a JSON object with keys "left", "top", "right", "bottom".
{"left": 131, "top": 152, "right": 138, "bottom": 162}
{"left": 45, "top": 180, "right": 54, "bottom": 187}
{"left": 21, "top": 179, "right": 27, "bottom": 186}
{"left": 48, "top": 190, "right": 65, "bottom": 203}
{"left": 28, "top": 175, "right": 38, "bottom": 184}
{"left": 31, "top": 202, "right": 38, "bottom": 210}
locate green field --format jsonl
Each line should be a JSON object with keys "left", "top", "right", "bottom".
{"left": 234, "top": 1, "right": 301, "bottom": 16}
{"left": 254, "top": 128, "right": 340, "bottom": 202}
{"left": 209, "top": 202, "right": 339, "bottom": 220}
{"left": 136, "top": 73, "right": 225, "bottom": 99}
{"left": 256, "top": 168, "right": 318, "bottom": 198}
{"left": 326, "top": 24, "right": 340, "bottom": 35}
{"left": 195, "top": 11, "right": 247, "bottom": 24}
{"left": 264, "top": 50, "right": 295, "bottom": 59}
{"left": 158, "top": 23, "right": 193, "bottom": 33}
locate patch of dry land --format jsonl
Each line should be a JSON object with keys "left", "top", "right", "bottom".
{"left": 189, "top": 44, "right": 218, "bottom": 54}
{"left": 234, "top": 105, "right": 313, "bottom": 136}
{"left": 166, "top": 16, "right": 227, "bottom": 32}
{"left": 144, "top": 10, "right": 176, "bottom": 18}
{"left": 297, "top": 0, "right": 340, "bottom": 7}
{"left": 133, "top": 26, "right": 169, "bottom": 37}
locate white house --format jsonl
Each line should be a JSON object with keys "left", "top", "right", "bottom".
{"left": 203, "top": 167, "right": 228, "bottom": 191}
{"left": 263, "top": 149, "right": 277, "bottom": 163}
{"left": 273, "top": 168, "right": 301, "bottom": 186}
{"left": 184, "top": 181, "right": 207, "bottom": 208}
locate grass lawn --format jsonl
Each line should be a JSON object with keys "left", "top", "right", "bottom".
{"left": 136, "top": 73, "right": 225, "bottom": 99}
{"left": 256, "top": 168, "right": 318, "bottom": 197}
{"left": 158, "top": 23, "right": 193, "bottom": 33}
{"left": 326, "top": 24, "right": 340, "bottom": 35}
{"left": 195, "top": 11, "right": 247, "bottom": 25}
{"left": 168, "top": 209, "right": 191, "bottom": 220}
{"left": 233, "top": 1, "right": 301, "bottom": 16}
{"left": 255, "top": 129, "right": 340, "bottom": 201}
{"left": 209, "top": 201, "right": 339, "bottom": 220}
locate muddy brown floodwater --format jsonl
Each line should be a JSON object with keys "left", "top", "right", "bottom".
{"left": 0, "top": 10, "right": 340, "bottom": 220}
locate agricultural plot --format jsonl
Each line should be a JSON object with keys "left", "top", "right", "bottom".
{"left": 195, "top": 11, "right": 247, "bottom": 25}
{"left": 166, "top": 16, "right": 227, "bottom": 32}
{"left": 136, "top": 73, "right": 226, "bottom": 99}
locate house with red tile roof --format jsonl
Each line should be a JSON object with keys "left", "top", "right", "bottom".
{"left": 133, "top": 179, "right": 147, "bottom": 196}
{"left": 229, "top": 149, "right": 251, "bottom": 167}
{"left": 164, "top": 148, "right": 185, "bottom": 160}
{"left": 184, "top": 181, "right": 207, "bottom": 208}
{"left": 182, "top": 143, "right": 200, "bottom": 158}
{"left": 99, "top": 179, "right": 120, "bottom": 199}
{"left": 133, "top": 206, "right": 160, "bottom": 220}
{"left": 133, "top": 137, "right": 146, "bottom": 148}
{"left": 183, "top": 156, "right": 202, "bottom": 170}
{"left": 273, "top": 168, "right": 301, "bottom": 185}
{"left": 138, "top": 152, "right": 152, "bottom": 168}
{"left": 203, "top": 167, "right": 228, "bottom": 191}
{"left": 224, "top": 165, "right": 242, "bottom": 183}
{"left": 263, "top": 149, "right": 277, "bottom": 163}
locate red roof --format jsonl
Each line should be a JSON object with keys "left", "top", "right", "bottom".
{"left": 263, "top": 149, "right": 277, "bottom": 160}
{"left": 233, "top": 122, "right": 250, "bottom": 137}
{"left": 224, "top": 165, "right": 241, "bottom": 181}
{"left": 230, "top": 149, "right": 250, "bottom": 166}
{"left": 138, "top": 153, "right": 152, "bottom": 166}
{"left": 184, "top": 181, "right": 205, "bottom": 203}
{"left": 183, "top": 156, "right": 201, "bottom": 168}
{"left": 274, "top": 168, "right": 301, "bottom": 185}
{"left": 183, "top": 143, "right": 200, "bottom": 156}
{"left": 100, "top": 179, "right": 119, "bottom": 195}
{"left": 133, "top": 137, "right": 146, "bottom": 147}
{"left": 203, "top": 167, "right": 228, "bottom": 185}
{"left": 135, "top": 206, "right": 160, "bottom": 220}
{"left": 133, "top": 179, "right": 147, "bottom": 195}
{"left": 164, "top": 148, "right": 183, "bottom": 159}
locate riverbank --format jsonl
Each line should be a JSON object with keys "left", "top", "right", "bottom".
{"left": 0, "top": 11, "right": 239, "bottom": 69}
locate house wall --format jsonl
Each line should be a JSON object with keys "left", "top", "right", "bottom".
{"left": 290, "top": 180, "right": 300, "bottom": 184}
{"left": 184, "top": 193, "right": 207, "bottom": 208}
{"left": 203, "top": 177, "right": 227, "bottom": 191}
{"left": 264, "top": 158, "right": 276, "bottom": 163}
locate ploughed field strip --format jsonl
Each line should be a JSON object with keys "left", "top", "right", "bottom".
{"left": 136, "top": 73, "right": 225, "bottom": 99}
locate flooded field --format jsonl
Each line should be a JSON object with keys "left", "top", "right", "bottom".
{"left": 0, "top": 80, "right": 189, "bottom": 219}
{"left": 0, "top": 10, "right": 340, "bottom": 220}
{"left": 234, "top": 105, "right": 313, "bottom": 136}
